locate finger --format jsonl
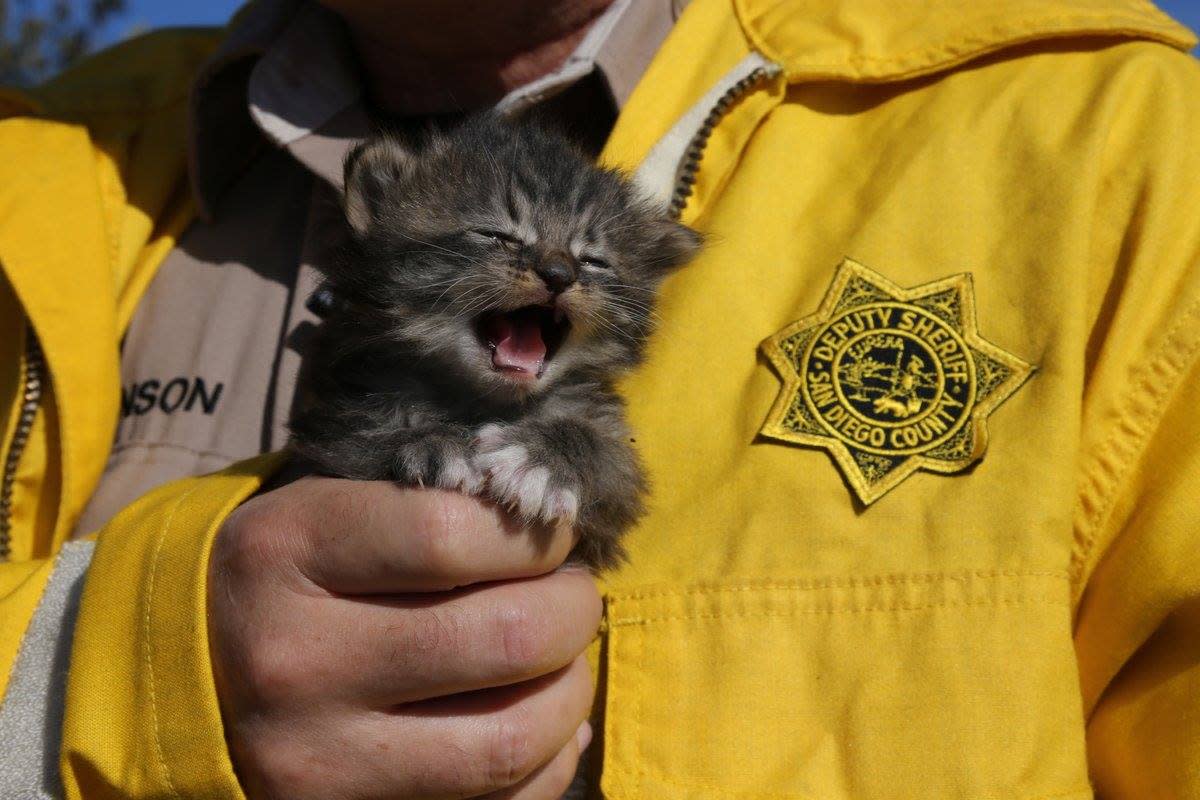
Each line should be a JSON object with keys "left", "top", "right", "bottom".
{"left": 341, "top": 656, "right": 594, "bottom": 799}
{"left": 255, "top": 477, "right": 577, "bottom": 592}
{"left": 482, "top": 721, "right": 591, "bottom": 800}
{"left": 296, "top": 570, "right": 601, "bottom": 705}
{"left": 392, "top": 656, "right": 593, "bottom": 798}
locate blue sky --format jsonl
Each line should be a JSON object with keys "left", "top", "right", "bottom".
{"left": 101, "top": 0, "right": 1200, "bottom": 50}
{"left": 111, "top": 0, "right": 242, "bottom": 33}
{"left": 1161, "top": 0, "right": 1200, "bottom": 38}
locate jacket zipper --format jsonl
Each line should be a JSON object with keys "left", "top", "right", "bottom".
{"left": 0, "top": 327, "right": 43, "bottom": 561}
{"left": 666, "top": 64, "right": 776, "bottom": 220}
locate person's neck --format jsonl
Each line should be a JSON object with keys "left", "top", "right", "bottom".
{"left": 323, "top": 0, "right": 615, "bottom": 116}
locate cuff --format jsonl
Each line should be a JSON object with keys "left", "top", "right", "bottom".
{"left": 61, "top": 452, "right": 284, "bottom": 799}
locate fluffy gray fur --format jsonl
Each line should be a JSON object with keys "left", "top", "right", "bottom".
{"left": 289, "top": 114, "right": 701, "bottom": 569}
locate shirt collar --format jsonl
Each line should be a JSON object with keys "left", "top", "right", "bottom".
{"left": 189, "top": 0, "right": 676, "bottom": 218}
{"left": 498, "top": 0, "right": 676, "bottom": 114}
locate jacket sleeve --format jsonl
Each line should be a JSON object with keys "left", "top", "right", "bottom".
{"left": 1070, "top": 44, "right": 1200, "bottom": 798}
{"left": 0, "top": 26, "right": 251, "bottom": 799}
{"left": 62, "top": 455, "right": 284, "bottom": 800}
{"left": 0, "top": 455, "right": 280, "bottom": 800}
{"left": 1076, "top": 359, "right": 1200, "bottom": 797}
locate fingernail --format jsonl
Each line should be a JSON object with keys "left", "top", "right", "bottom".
{"left": 575, "top": 720, "right": 593, "bottom": 751}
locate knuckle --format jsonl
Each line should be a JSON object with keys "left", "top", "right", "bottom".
{"left": 216, "top": 493, "right": 299, "bottom": 573}
{"left": 485, "top": 711, "right": 537, "bottom": 788}
{"left": 241, "top": 639, "right": 311, "bottom": 707}
{"left": 213, "top": 503, "right": 260, "bottom": 569}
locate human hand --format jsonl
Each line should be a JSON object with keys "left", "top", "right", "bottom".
{"left": 207, "top": 476, "right": 600, "bottom": 799}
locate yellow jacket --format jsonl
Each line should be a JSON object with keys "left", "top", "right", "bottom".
{"left": 1, "top": 1, "right": 1198, "bottom": 797}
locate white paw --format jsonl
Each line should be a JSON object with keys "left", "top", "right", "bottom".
{"left": 436, "top": 455, "right": 485, "bottom": 495}
{"left": 543, "top": 484, "right": 579, "bottom": 523}
{"left": 475, "top": 423, "right": 507, "bottom": 450}
{"left": 473, "top": 430, "right": 579, "bottom": 525}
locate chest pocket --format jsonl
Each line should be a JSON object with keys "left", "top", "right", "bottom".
{"left": 599, "top": 572, "right": 1091, "bottom": 800}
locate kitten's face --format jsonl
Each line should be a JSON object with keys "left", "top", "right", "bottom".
{"left": 337, "top": 116, "right": 701, "bottom": 397}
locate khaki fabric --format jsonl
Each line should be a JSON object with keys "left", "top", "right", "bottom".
{"left": 74, "top": 148, "right": 325, "bottom": 533}
{"left": 74, "top": 0, "right": 676, "bottom": 535}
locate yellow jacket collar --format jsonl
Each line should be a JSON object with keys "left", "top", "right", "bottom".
{"left": 734, "top": 0, "right": 1197, "bottom": 82}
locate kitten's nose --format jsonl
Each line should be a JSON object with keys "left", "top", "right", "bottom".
{"left": 534, "top": 256, "right": 577, "bottom": 295}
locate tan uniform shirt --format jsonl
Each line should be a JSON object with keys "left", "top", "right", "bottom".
{"left": 75, "top": 0, "right": 676, "bottom": 534}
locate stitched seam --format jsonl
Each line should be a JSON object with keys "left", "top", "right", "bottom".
{"left": 614, "top": 579, "right": 1086, "bottom": 799}
{"left": 1070, "top": 295, "right": 1200, "bottom": 590}
{"left": 109, "top": 440, "right": 242, "bottom": 463}
{"left": 607, "top": 570, "right": 1069, "bottom": 602}
{"left": 611, "top": 596, "right": 1069, "bottom": 626}
{"left": 635, "top": 608, "right": 644, "bottom": 799}
{"left": 141, "top": 482, "right": 201, "bottom": 798}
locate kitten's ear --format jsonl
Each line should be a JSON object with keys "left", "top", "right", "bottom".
{"left": 648, "top": 218, "right": 703, "bottom": 274}
{"left": 343, "top": 136, "right": 416, "bottom": 235}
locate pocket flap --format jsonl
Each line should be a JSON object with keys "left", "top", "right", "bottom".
{"left": 600, "top": 571, "right": 1091, "bottom": 800}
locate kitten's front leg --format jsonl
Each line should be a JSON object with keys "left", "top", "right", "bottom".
{"left": 294, "top": 403, "right": 484, "bottom": 493}
{"left": 390, "top": 423, "right": 485, "bottom": 494}
{"left": 473, "top": 415, "right": 644, "bottom": 569}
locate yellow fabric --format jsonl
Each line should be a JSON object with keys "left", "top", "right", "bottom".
{"left": 0, "top": 1, "right": 1196, "bottom": 798}
{"left": 735, "top": 0, "right": 1190, "bottom": 81}
{"left": 599, "top": 1, "right": 1200, "bottom": 797}
{"left": 62, "top": 453, "right": 283, "bottom": 800}
{"left": 0, "top": 28, "right": 214, "bottom": 554}
{"left": 0, "top": 558, "right": 56, "bottom": 701}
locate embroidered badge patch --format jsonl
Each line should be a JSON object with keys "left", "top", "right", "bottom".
{"left": 760, "top": 259, "right": 1033, "bottom": 504}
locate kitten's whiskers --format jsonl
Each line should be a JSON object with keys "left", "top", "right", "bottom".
{"left": 451, "top": 286, "right": 508, "bottom": 319}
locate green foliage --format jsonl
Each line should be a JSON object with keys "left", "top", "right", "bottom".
{"left": 0, "top": 0, "right": 128, "bottom": 86}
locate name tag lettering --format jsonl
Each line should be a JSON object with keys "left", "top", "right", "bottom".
{"left": 121, "top": 377, "right": 224, "bottom": 417}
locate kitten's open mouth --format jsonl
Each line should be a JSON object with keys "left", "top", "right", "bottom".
{"left": 477, "top": 305, "right": 569, "bottom": 379}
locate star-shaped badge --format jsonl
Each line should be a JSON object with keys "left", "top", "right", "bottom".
{"left": 760, "top": 258, "right": 1034, "bottom": 505}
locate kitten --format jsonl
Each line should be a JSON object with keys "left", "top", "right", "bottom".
{"left": 289, "top": 114, "right": 701, "bottom": 569}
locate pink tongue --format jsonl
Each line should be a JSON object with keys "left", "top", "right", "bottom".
{"left": 488, "top": 311, "right": 546, "bottom": 375}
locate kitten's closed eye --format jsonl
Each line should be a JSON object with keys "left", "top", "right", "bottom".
{"left": 473, "top": 228, "right": 523, "bottom": 247}
{"left": 579, "top": 254, "right": 612, "bottom": 271}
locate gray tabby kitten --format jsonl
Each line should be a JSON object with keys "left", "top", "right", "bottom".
{"left": 290, "top": 115, "right": 700, "bottom": 569}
